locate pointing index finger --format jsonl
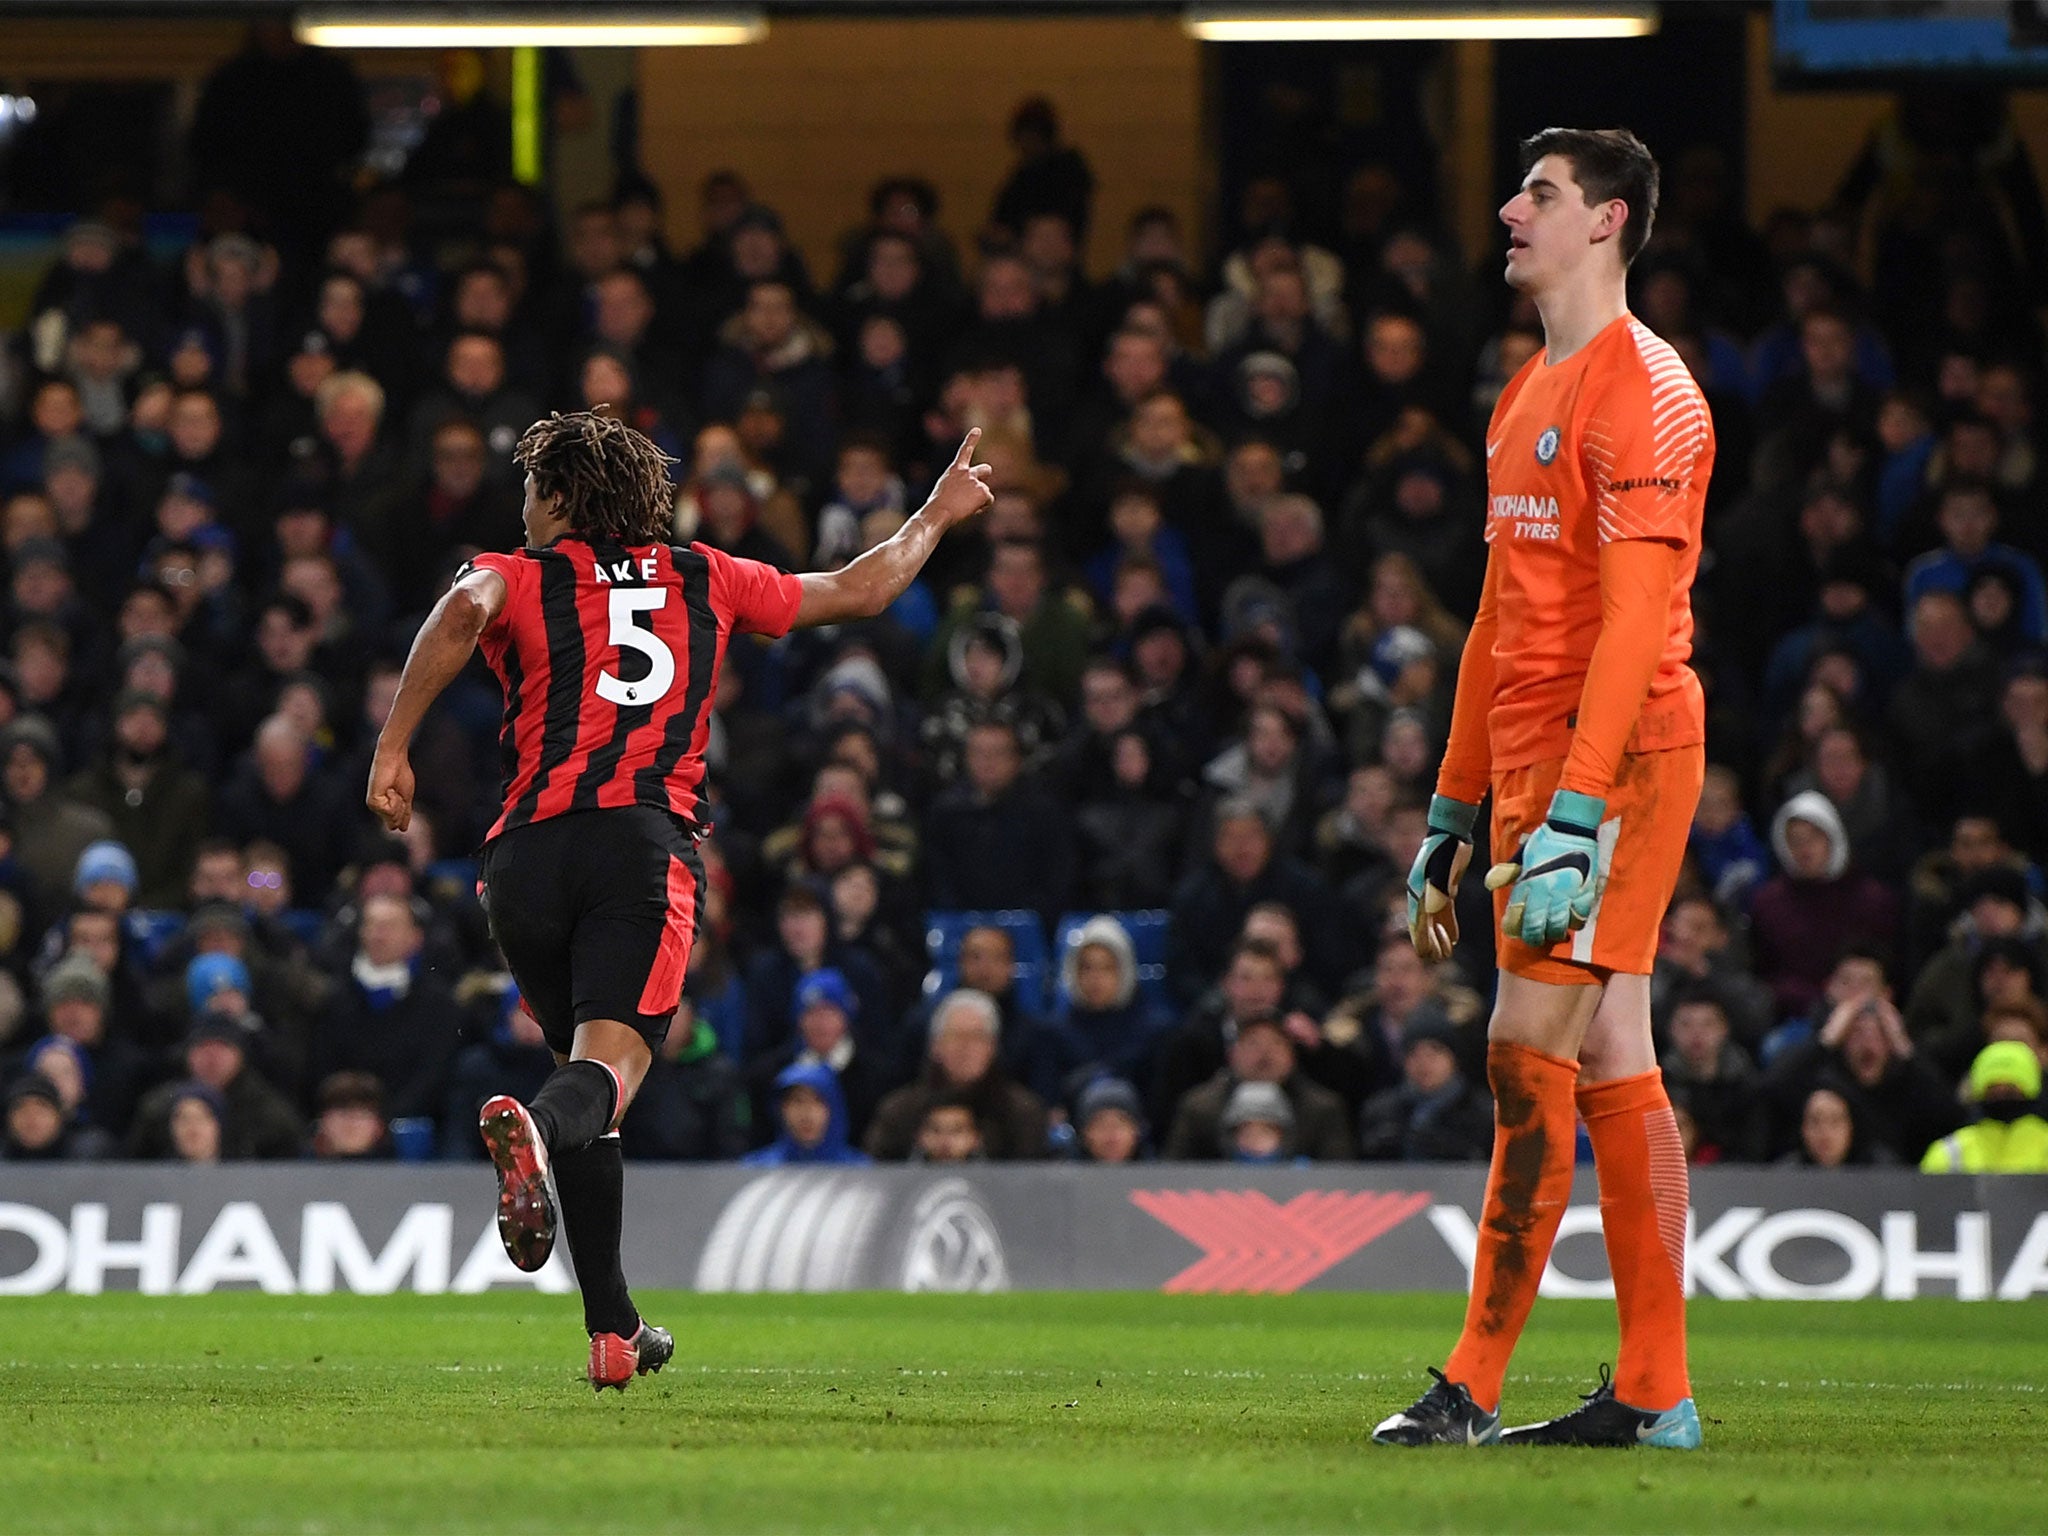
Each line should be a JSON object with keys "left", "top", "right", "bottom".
{"left": 953, "top": 427, "right": 981, "bottom": 469}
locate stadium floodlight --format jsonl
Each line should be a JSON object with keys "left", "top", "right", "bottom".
{"left": 293, "top": 7, "right": 768, "bottom": 48}
{"left": 1184, "top": 6, "right": 1658, "bottom": 41}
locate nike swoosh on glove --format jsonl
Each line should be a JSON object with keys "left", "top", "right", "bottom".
{"left": 1407, "top": 794, "right": 1478, "bottom": 962}
{"left": 1485, "top": 789, "right": 1605, "bottom": 949}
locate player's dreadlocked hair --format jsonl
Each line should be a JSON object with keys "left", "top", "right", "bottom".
{"left": 511, "top": 410, "right": 677, "bottom": 544}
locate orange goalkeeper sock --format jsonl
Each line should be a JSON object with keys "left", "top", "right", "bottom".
{"left": 1442, "top": 1041, "right": 1581, "bottom": 1413}
{"left": 1578, "top": 1069, "right": 1691, "bottom": 1412}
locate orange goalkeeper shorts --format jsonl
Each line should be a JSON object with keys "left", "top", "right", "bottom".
{"left": 1489, "top": 743, "right": 1705, "bottom": 985}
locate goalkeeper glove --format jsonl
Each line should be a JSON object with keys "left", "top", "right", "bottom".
{"left": 1485, "top": 788, "right": 1606, "bottom": 949}
{"left": 1406, "top": 794, "right": 1478, "bottom": 962}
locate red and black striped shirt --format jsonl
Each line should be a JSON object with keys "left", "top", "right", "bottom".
{"left": 470, "top": 536, "right": 802, "bottom": 843}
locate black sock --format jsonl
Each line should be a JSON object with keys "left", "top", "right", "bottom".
{"left": 553, "top": 1132, "right": 636, "bottom": 1338}
{"left": 527, "top": 1060, "right": 618, "bottom": 1155}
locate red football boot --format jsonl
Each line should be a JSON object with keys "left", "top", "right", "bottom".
{"left": 587, "top": 1320, "right": 674, "bottom": 1392}
{"left": 477, "top": 1095, "right": 556, "bottom": 1272}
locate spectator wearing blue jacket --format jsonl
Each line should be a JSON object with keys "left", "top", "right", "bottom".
{"left": 1903, "top": 480, "right": 2048, "bottom": 646}
{"left": 741, "top": 1059, "right": 870, "bottom": 1166}
{"left": 1083, "top": 481, "right": 1198, "bottom": 624}
{"left": 1873, "top": 389, "right": 1936, "bottom": 548}
{"left": 1688, "top": 765, "right": 1770, "bottom": 911}
{"left": 1761, "top": 548, "right": 1911, "bottom": 722}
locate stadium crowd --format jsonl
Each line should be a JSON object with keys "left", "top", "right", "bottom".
{"left": 2, "top": 47, "right": 2047, "bottom": 1175}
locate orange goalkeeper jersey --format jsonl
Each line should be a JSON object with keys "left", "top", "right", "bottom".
{"left": 1477, "top": 314, "right": 1713, "bottom": 772}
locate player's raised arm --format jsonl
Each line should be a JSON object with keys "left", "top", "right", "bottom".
{"left": 367, "top": 564, "right": 507, "bottom": 831}
{"left": 791, "top": 429, "right": 993, "bottom": 629}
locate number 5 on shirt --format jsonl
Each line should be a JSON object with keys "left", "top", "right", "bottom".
{"left": 595, "top": 588, "right": 676, "bottom": 706}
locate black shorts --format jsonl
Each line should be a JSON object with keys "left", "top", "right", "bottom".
{"left": 479, "top": 805, "right": 705, "bottom": 1055}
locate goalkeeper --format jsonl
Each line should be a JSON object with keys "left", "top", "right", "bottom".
{"left": 1375, "top": 127, "right": 1710, "bottom": 1451}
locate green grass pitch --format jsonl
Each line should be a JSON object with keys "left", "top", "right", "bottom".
{"left": 2, "top": 1291, "right": 2040, "bottom": 1533}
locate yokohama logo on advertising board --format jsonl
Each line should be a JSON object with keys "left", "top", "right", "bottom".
{"left": 0, "top": 1165, "right": 2043, "bottom": 1299}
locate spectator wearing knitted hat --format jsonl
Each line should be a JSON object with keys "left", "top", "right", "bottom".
{"left": 36, "top": 950, "right": 145, "bottom": 1136}
{"left": 744, "top": 968, "right": 887, "bottom": 1153}
{"left": 142, "top": 896, "right": 318, "bottom": 1087}
{"left": 41, "top": 434, "right": 129, "bottom": 610}
{"left": 1164, "top": 1009, "right": 1353, "bottom": 1161}
{"left": 106, "top": 631, "right": 216, "bottom": 774}
{"left": 1219, "top": 1078, "right": 1303, "bottom": 1164}
{"left": 145, "top": 1004, "right": 301, "bottom": 1160}
{"left": 44, "top": 902, "right": 153, "bottom": 1051}
{"left": 1072, "top": 1075, "right": 1149, "bottom": 1162}
{"left": 182, "top": 937, "right": 315, "bottom": 1085}
{"left": 740, "top": 882, "right": 890, "bottom": 1066}
{"left": 12, "top": 1035, "right": 112, "bottom": 1158}
{"left": 1357, "top": 1014, "right": 1494, "bottom": 1163}
{"left": 63, "top": 694, "right": 209, "bottom": 909}
{"left": 794, "top": 793, "right": 878, "bottom": 885}
{"left": 162, "top": 1080, "right": 226, "bottom": 1163}
{"left": 2, "top": 1072, "right": 77, "bottom": 1160}
{"left": 68, "top": 839, "right": 137, "bottom": 916}
{"left": 1920, "top": 1042, "right": 2048, "bottom": 1172}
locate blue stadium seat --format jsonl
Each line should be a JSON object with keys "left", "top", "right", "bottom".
{"left": 423, "top": 857, "right": 481, "bottom": 896}
{"left": 921, "top": 911, "right": 1050, "bottom": 1011}
{"left": 1050, "top": 911, "right": 1172, "bottom": 1012}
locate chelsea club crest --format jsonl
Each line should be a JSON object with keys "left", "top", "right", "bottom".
{"left": 1535, "top": 427, "right": 1560, "bottom": 465}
